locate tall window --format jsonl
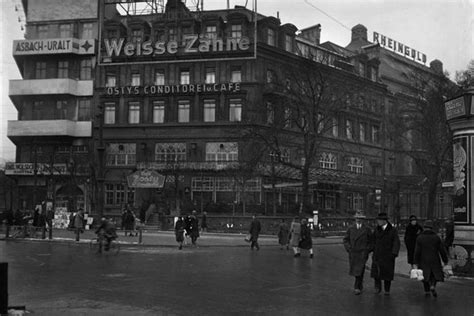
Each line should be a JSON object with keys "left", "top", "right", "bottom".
{"left": 78, "top": 99, "right": 91, "bottom": 121}
{"left": 205, "top": 25, "right": 217, "bottom": 39}
{"left": 285, "top": 34, "right": 292, "bottom": 52}
{"left": 104, "top": 103, "right": 116, "bottom": 124}
{"left": 33, "top": 101, "right": 43, "bottom": 120}
{"left": 205, "top": 143, "right": 238, "bottom": 162}
{"left": 152, "top": 101, "right": 165, "bottom": 123}
{"left": 205, "top": 68, "right": 216, "bottom": 84}
{"left": 372, "top": 125, "right": 380, "bottom": 143}
{"left": 169, "top": 28, "right": 177, "bottom": 41}
{"left": 38, "top": 25, "right": 48, "bottom": 39}
{"left": 231, "top": 68, "right": 241, "bottom": 83}
{"left": 319, "top": 152, "right": 337, "bottom": 169}
{"left": 106, "top": 143, "right": 136, "bottom": 166}
{"left": 178, "top": 100, "right": 190, "bottom": 123}
{"left": 180, "top": 70, "right": 190, "bottom": 84}
{"left": 82, "top": 23, "right": 93, "bottom": 38}
{"left": 229, "top": 99, "right": 242, "bottom": 122}
{"left": 154, "top": 70, "right": 165, "bottom": 85}
{"left": 345, "top": 119, "right": 354, "bottom": 139}
{"left": 128, "top": 102, "right": 140, "bottom": 124}
{"left": 106, "top": 74, "right": 116, "bottom": 87}
{"left": 348, "top": 193, "right": 364, "bottom": 210}
{"left": 131, "top": 73, "right": 140, "bottom": 86}
{"left": 359, "top": 123, "right": 366, "bottom": 142}
{"left": 105, "top": 184, "right": 131, "bottom": 205}
{"left": 59, "top": 24, "right": 73, "bottom": 38}
{"left": 267, "top": 29, "right": 275, "bottom": 46}
{"left": 155, "top": 143, "right": 186, "bottom": 162}
{"left": 131, "top": 29, "right": 142, "bottom": 42}
{"left": 231, "top": 24, "right": 242, "bottom": 38}
{"left": 80, "top": 59, "right": 92, "bottom": 80}
{"left": 348, "top": 157, "right": 363, "bottom": 174}
{"left": 330, "top": 117, "right": 338, "bottom": 137}
{"left": 370, "top": 67, "right": 377, "bottom": 82}
{"left": 266, "top": 102, "right": 274, "bottom": 124}
{"left": 55, "top": 100, "right": 67, "bottom": 119}
{"left": 57, "top": 61, "right": 68, "bottom": 78}
{"left": 358, "top": 63, "right": 365, "bottom": 77}
{"left": 35, "top": 62, "right": 47, "bottom": 79}
{"left": 204, "top": 100, "right": 216, "bottom": 122}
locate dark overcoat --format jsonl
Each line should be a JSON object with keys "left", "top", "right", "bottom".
{"left": 174, "top": 219, "right": 185, "bottom": 242}
{"left": 404, "top": 223, "right": 423, "bottom": 264}
{"left": 278, "top": 222, "right": 290, "bottom": 246}
{"left": 249, "top": 219, "right": 261, "bottom": 241}
{"left": 299, "top": 224, "right": 313, "bottom": 250}
{"left": 414, "top": 230, "right": 449, "bottom": 282}
{"left": 343, "top": 224, "right": 373, "bottom": 276}
{"left": 370, "top": 223, "right": 400, "bottom": 281}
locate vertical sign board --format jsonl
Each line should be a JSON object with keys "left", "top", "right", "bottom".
{"left": 453, "top": 137, "right": 469, "bottom": 223}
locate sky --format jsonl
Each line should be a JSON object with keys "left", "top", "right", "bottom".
{"left": 0, "top": 0, "right": 472, "bottom": 161}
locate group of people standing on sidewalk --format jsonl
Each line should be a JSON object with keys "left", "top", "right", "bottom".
{"left": 174, "top": 210, "right": 201, "bottom": 249}
{"left": 343, "top": 210, "right": 451, "bottom": 298}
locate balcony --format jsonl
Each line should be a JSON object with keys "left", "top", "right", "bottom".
{"left": 7, "top": 120, "right": 92, "bottom": 140}
{"left": 9, "top": 79, "right": 93, "bottom": 97}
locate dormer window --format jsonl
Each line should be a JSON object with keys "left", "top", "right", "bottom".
{"left": 205, "top": 25, "right": 217, "bottom": 39}
{"left": 131, "top": 29, "right": 142, "bottom": 42}
{"left": 169, "top": 28, "right": 177, "bottom": 41}
{"left": 267, "top": 29, "right": 275, "bottom": 46}
{"left": 231, "top": 24, "right": 242, "bottom": 38}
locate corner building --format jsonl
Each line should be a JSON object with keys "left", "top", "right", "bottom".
{"left": 97, "top": 0, "right": 388, "bottom": 218}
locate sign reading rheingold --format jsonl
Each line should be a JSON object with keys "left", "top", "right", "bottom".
{"left": 13, "top": 38, "right": 95, "bottom": 55}
{"left": 105, "top": 82, "right": 241, "bottom": 96}
{"left": 445, "top": 96, "right": 466, "bottom": 120}
{"left": 127, "top": 169, "right": 166, "bottom": 188}
{"left": 373, "top": 32, "right": 427, "bottom": 64}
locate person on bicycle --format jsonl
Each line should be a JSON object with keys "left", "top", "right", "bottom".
{"left": 95, "top": 217, "right": 118, "bottom": 251}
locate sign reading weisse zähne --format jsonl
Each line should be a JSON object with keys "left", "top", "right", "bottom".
{"left": 13, "top": 38, "right": 95, "bottom": 55}
{"left": 373, "top": 32, "right": 427, "bottom": 64}
{"left": 105, "top": 82, "right": 241, "bottom": 96}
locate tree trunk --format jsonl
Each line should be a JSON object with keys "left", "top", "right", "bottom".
{"left": 301, "top": 165, "right": 311, "bottom": 215}
{"left": 426, "top": 180, "right": 438, "bottom": 220}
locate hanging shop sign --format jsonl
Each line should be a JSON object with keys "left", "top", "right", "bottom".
{"left": 5, "top": 162, "right": 68, "bottom": 176}
{"left": 105, "top": 82, "right": 241, "bottom": 96}
{"left": 13, "top": 38, "right": 95, "bottom": 55}
{"left": 373, "top": 32, "right": 427, "bottom": 64}
{"left": 445, "top": 96, "right": 466, "bottom": 120}
{"left": 127, "top": 169, "right": 166, "bottom": 188}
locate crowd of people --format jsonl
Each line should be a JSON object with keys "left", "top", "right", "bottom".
{"left": 343, "top": 210, "right": 453, "bottom": 298}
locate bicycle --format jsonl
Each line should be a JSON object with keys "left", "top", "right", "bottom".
{"left": 90, "top": 235, "right": 120, "bottom": 255}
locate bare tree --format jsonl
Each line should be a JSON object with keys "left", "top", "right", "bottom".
{"left": 455, "top": 60, "right": 474, "bottom": 89}
{"left": 387, "top": 71, "right": 458, "bottom": 219}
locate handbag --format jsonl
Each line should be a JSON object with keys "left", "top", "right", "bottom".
{"left": 443, "top": 265, "right": 453, "bottom": 278}
{"left": 410, "top": 268, "right": 424, "bottom": 281}
{"left": 244, "top": 234, "right": 251, "bottom": 242}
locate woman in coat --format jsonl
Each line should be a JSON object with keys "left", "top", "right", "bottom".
{"left": 343, "top": 210, "right": 373, "bottom": 295}
{"left": 404, "top": 215, "right": 423, "bottom": 267}
{"left": 299, "top": 218, "right": 313, "bottom": 258}
{"left": 175, "top": 216, "right": 185, "bottom": 250}
{"left": 289, "top": 217, "right": 301, "bottom": 257}
{"left": 370, "top": 212, "right": 400, "bottom": 295}
{"left": 414, "top": 220, "right": 449, "bottom": 297}
{"left": 277, "top": 219, "right": 290, "bottom": 250}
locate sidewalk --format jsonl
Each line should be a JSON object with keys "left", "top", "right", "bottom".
{"left": 0, "top": 226, "right": 412, "bottom": 277}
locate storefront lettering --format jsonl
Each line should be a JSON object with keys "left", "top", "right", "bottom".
{"left": 104, "top": 35, "right": 250, "bottom": 57}
{"left": 105, "top": 82, "right": 241, "bottom": 96}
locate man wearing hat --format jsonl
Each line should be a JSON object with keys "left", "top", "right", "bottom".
{"left": 413, "top": 220, "right": 449, "bottom": 297}
{"left": 370, "top": 212, "right": 400, "bottom": 295}
{"left": 343, "top": 210, "right": 374, "bottom": 295}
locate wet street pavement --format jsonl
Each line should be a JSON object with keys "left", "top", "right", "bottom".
{"left": 2, "top": 239, "right": 474, "bottom": 316}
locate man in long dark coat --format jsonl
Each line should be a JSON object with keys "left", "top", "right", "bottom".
{"left": 404, "top": 215, "right": 423, "bottom": 268}
{"left": 343, "top": 210, "right": 373, "bottom": 295}
{"left": 370, "top": 212, "right": 400, "bottom": 295}
{"left": 249, "top": 214, "right": 261, "bottom": 251}
{"left": 188, "top": 210, "right": 200, "bottom": 246}
{"left": 414, "top": 220, "right": 449, "bottom": 297}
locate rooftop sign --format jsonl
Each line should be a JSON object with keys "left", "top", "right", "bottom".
{"left": 373, "top": 32, "right": 426, "bottom": 64}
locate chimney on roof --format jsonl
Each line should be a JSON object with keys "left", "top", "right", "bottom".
{"left": 430, "top": 59, "right": 443, "bottom": 74}
{"left": 351, "top": 24, "right": 368, "bottom": 42}
{"left": 299, "top": 24, "right": 321, "bottom": 45}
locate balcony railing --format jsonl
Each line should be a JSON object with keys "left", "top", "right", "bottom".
{"left": 7, "top": 120, "right": 92, "bottom": 138}
{"left": 9, "top": 79, "right": 93, "bottom": 97}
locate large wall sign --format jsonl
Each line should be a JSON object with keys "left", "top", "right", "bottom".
{"left": 105, "top": 82, "right": 241, "bottom": 96}
{"left": 373, "top": 32, "right": 427, "bottom": 64}
{"left": 5, "top": 162, "right": 68, "bottom": 175}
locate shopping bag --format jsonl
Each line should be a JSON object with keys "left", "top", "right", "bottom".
{"left": 443, "top": 265, "right": 453, "bottom": 278}
{"left": 244, "top": 234, "right": 251, "bottom": 242}
{"left": 410, "top": 268, "right": 424, "bottom": 281}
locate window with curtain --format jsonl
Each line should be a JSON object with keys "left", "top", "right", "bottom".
{"left": 178, "top": 100, "right": 190, "bottom": 123}
{"left": 152, "top": 101, "right": 165, "bottom": 123}
{"left": 204, "top": 100, "right": 216, "bottom": 122}
{"left": 229, "top": 99, "right": 242, "bottom": 122}
{"left": 128, "top": 102, "right": 140, "bottom": 124}
{"left": 104, "top": 103, "right": 116, "bottom": 124}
